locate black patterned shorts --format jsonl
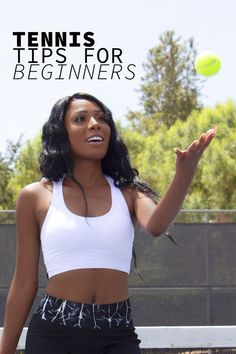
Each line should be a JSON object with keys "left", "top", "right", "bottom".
{"left": 26, "top": 293, "right": 141, "bottom": 354}
{"left": 33, "top": 293, "right": 134, "bottom": 330}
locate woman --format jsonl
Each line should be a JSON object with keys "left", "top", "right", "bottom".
{"left": 0, "top": 93, "right": 216, "bottom": 354}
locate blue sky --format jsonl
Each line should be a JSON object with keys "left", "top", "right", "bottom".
{"left": 1, "top": 0, "right": 235, "bottom": 153}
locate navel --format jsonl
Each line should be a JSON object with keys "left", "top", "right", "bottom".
{"left": 91, "top": 295, "right": 96, "bottom": 303}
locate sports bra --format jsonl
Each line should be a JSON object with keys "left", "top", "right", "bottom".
{"left": 40, "top": 175, "right": 135, "bottom": 278}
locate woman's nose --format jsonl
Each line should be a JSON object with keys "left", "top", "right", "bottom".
{"left": 88, "top": 116, "right": 100, "bottom": 128}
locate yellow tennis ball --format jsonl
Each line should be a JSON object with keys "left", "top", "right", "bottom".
{"left": 194, "top": 51, "right": 221, "bottom": 76}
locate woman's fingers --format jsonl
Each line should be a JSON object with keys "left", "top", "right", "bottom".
{"left": 173, "top": 147, "right": 184, "bottom": 157}
{"left": 188, "top": 140, "right": 199, "bottom": 152}
{"left": 174, "top": 127, "right": 217, "bottom": 157}
{"left": 199, "top": 127, "right": 217, "bottom": 151}
{"left": 198, "top": 132, "right": 208, "bottom": 145}
{"left": 206, "top": 127, "right": 217, "bottom": 140}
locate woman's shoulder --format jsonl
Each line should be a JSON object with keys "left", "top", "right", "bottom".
{"left": 23, "top": 178, "right": 53, "bottom": 191}
{"left": 17, "top": 179, "right": 53, "bottom": 202}
{"left": 119, "top": 182, "right": 139, "bottom": 197}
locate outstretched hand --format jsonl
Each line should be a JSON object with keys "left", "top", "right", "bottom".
{"left": 173, "top": 127, "right": 217, "bottom": 180}
{"left": 144, "top": 128, "right": 217, "bottom": 237}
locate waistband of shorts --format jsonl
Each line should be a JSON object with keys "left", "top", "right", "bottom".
{"left": 34, "top": 293, "right": 133, "bottom": 329}
{"left": 43, "top": 292, "right": 131, "bottom": 309}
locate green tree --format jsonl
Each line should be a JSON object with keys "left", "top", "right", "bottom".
{"left": 123, "top": 101, "right": 236, "bottom": 214}
{"left": 0, "top": 153, "right": 13, "bottom": 209}
{"left": 4, "top": 135, "right": 23, "bottom": 171}
{"left": 8, "top": 133, "right": 42, "bottom": 205}
{"left": 0, "top": 137, "right": 23, "bottom": 210}
{"left": 127, "top": 30, "right": 204, "bottom": 133}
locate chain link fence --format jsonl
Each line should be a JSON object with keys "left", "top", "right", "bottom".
{"left": 1, "top": 209, "right": 236, "bottom": 224}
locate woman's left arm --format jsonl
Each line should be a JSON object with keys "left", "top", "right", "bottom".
{"left": 134, "top": 127, "right": 217, "bottom": 237}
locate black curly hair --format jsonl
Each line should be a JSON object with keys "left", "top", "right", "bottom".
{"left": 39, "top": 92, "right": 167, "bottom": 283}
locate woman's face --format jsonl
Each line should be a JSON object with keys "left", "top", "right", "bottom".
{"left": 64, "top": 99, "right": 111, "bottom": 161}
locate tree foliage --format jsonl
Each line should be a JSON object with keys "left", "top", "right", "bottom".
{"left": 0, "top": 153, "right": 13, "bottom": 209}
{"left": 8, "top": 133, "right": 42, "bottom": 205}
{"left": 0, "top": 137, "right": 22, "bottom": 209}
{"left": 122, "top": 101, "right": 236, "bottom": 211}
{"left": 127, "top": 30, "right": 204, "bottom": 134}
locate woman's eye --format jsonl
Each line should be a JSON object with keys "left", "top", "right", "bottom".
{"left": 73, "top": 115, "right": 106, "bottom": 123}
{"left": 74, "top": 116, "right": 85, "bottom": 122}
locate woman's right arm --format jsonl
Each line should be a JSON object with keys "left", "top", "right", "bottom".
{"left": 0, "top": 185, "right": 41, "bottom": 354}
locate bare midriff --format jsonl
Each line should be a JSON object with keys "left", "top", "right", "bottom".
{"left": 45, "top": 268, "right": 129, "bottom": 305}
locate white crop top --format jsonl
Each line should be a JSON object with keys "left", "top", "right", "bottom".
{"left": 40, "top": 175, "right": 135, "bottom": 278}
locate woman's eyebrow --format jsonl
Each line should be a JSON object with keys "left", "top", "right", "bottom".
{"left": 73, "top": 109, "right": 103, "bottom": 114}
